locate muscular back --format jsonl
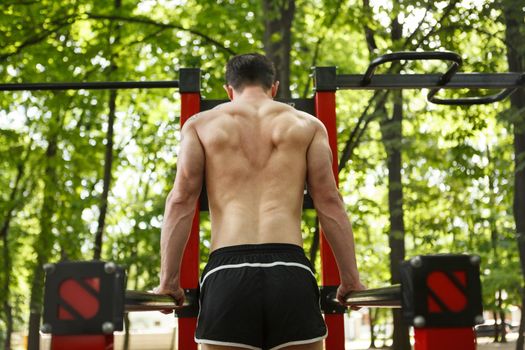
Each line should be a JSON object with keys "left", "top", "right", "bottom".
{"left": 191, "top": 99, "right": 319, "bottom": 250}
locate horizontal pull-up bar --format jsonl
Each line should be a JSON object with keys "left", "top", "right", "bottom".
{"left": 0, "top": 80, "right": 180, "bottom": 91}
{"left": 124, "top": 285, "right": 402, "bottom": 313}
{"left": 3, "top": 52, "right": 523, "bottom": 104}
{"left": 335, "top": 73, "right": 525, "bottom": 90}
{"left": 314, "top": 51, "right": 525, "bottom": 104}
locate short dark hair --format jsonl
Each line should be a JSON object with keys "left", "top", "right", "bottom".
{"left": 225, "top": 53, "right": 276, "bottom": 91}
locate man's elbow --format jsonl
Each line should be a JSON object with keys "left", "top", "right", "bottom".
{"left": 311, "top": 188, "right": 344, "bottom": 209}
{"left": 166, "top": 188, "right": 198, "bottom": 208}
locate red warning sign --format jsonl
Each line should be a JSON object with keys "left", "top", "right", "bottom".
{"left": 58, "top": 278, "right": 100, "bottom": 320}
{"left": 426, "top": 271, "right": 467, "bottom": 313}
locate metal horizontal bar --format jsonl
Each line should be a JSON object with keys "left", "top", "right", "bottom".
{"left": 0, "top": 80, "right": 180, "bottom": 91}
{"left": 337, "top": 73, "right": 524, "bottom": 90}
{"left": 362, "top": 51, "right": 462, "bottom": 86}
{"left": 125, "top": 290, "right": 191, "bottom": 312}
{"left": 127, "top": 285, "right": 401, "bottom": 312}
{"left": 333, "top": 284, "right": 401, "bottom": 308}
{"left": 3, "top": 73, "right": 523, "bottom": 92}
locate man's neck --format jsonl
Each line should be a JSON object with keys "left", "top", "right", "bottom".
{"left": 233, "top": 86, "right": 273, "bottom": 101}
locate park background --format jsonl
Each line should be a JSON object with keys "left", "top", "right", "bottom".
{"left": 1, "top": 0, "right": 524, "bottom": 349}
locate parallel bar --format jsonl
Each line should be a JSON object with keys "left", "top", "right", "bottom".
{"left": 126, "top": 285, "right": 401, "bottom": 313}
{"left": 2, "top": 73, "right": 523, "bottom": 92}
{"left": 125, "top": 291, "right": 191, "bottom": 312}
{"left": 0, "top": 80, "right": 179, "bottom": 91}
{"left": 337, "top": 73, "right": 524, "bottom": 90}
{"left": 334, "top": 284, "right": 401, "bottom": 308}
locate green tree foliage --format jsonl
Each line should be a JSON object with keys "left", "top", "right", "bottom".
{"left": 0, "top": 0, "right": 523, "bottom": 349}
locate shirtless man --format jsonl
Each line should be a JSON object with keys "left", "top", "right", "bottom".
{"left": 155, "top": 53, "right": 365, "bottom": 350}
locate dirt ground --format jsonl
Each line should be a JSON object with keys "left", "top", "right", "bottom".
{"left": 345, "top": 334, "right": 520, "bottom": 350}
{"left": 477, "top": 335, "right": 518, "bottom": 350}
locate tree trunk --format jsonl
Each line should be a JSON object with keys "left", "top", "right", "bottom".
{"left": 2, "top": 232, "right": 13, "bottom": 350}
{"left": 262, "top": 0, "right": 295, "bottom": 99}
{"left": 492, "top": 310, "right": 500, "bottom": 342}
{"left": 382, "top": 89, "right": 410, "bottom": 350}
{"left": 387, "top": 7, "right": 411, "bottom": 349}
{"left": 93, "top": 89, "right": 117, "bottom": 260}
{"left": 516, "top": 289, "right": 525, "bottom": 350}
{"left": 488, "top": 155, "right": 505, "bottom": 343}
{"left": 27, "top": 133, "right": 59, "bottom": 350}
{"left": 369, "top": 308, "right": 377, "bottom": 348}
{"left": 1, "top": 162, "right": 25, "bottom": 350}
{"left": 498, "top": 291, "right": 507, "bottom": 343}
{"left": 503, "top": 2, "right": 525, "bottom": 349}
{"left": 93, "top": 0, "right": 121, "bottom": 260}
{"left": 309, "top": 217, "right": 320, "bottom": 273}
{"left": 123, "top": 313, "right": 131, "bottom": 350}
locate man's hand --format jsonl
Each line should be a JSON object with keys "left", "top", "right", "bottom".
{"left": 153, "top": 286, "right": 185, "bottom": 314}
{"left": 336, "top": 281, "right": 367, "bottom": 311}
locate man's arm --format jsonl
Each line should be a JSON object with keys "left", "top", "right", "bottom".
{"left": 156, "top": 118, "right": 204, "bottom": 304}
{"left": 306, "top": 120, "right": 365, "bottom": 304}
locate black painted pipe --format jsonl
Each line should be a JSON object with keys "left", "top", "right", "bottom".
{"left": 0, "top": 80, "right": 179, "bottom": 91}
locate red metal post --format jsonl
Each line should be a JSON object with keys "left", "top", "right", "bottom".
{"left": 315, "top": 90, "right": 345, "bottom": 350}
{"left": 179, "top": 92, "right": 201, "bottom": 350}
{"left": 51, "top": 335, "right": 113, "bottom": 350}
{"left": 414, "top": 328, "right": 476, "bottom": 350}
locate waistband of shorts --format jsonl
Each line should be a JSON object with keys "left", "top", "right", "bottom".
{"left": 209, "top": 243, "right": 304, "bottom": 258}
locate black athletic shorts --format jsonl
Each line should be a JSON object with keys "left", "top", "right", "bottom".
{"left": 195, "top": 243, "right": 327, "bottom": 350}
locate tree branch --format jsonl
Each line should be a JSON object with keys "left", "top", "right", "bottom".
{"left": 301, "top": 0, "right": 345, "bottom": 97}
{"left": 0, "top": 16, "right": 76, "bottom": 61}
{"left": 337, "top": 0, "right": 462, "bottom": 171}
{"left": 84, "top": 12, "right": 236, "bottom": 56}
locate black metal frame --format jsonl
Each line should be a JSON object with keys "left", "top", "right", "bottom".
{"left": 0, "top": 80, "right": 179, "bottom": 91}
{"left": 1, "top": 51, "right": 522, "bottom": 105}
{"left": 315, "top": 51, "right": 524, "bottom": 105}
{"left": 400, "top": 254, "right": 482, "bottom": 328}
{"left": 43, "top": 261, "right": 126, "bottom": 335}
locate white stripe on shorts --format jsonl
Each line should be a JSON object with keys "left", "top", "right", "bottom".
{"left": 200, "top": 261, "right": 315, "bottom": 288}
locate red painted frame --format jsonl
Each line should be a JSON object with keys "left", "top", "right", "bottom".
{"left": 315, "top": 91, "right": 345, "bottom": 350}
{"left": 51, "top": 335, "right": 113, "bottom": 350}
{"left": 414, "top": 328, "right": 476, "bottom": 350}
{"left": 179, "top": 92, "right": 201, "bottom": 350}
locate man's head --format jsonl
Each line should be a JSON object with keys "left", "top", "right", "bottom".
{"left": 224, "top": 53, "right": 278, "bottom": 97}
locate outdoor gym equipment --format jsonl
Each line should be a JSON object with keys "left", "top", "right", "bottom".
{"left": 3, "top": 51, "right": 522, "bottom": 350}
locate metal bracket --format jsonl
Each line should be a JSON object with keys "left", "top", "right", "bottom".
{"left": 179, "top": 68, "right": 201, "bottom": 93}
{"left": 400, "top": 254, "right": 483, "bottom": 328}
{"left": 174, "top": 288, "right": 200, "bottom": 318}
{"left": 42, "top": 261, "right": 125, "bottom": 335}
{"left": 320, "top": 286, "right": 347, "bottom": 314}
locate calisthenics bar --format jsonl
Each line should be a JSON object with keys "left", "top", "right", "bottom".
{"left": 0, "top": 80, "right": 179, "bottom": 91}
{"left": 123, "top": 285, "right": 401, "bottom": 312}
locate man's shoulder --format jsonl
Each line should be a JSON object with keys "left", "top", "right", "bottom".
{"left": 266, "top": 100, "right": 318, "bottom": 120}
{"left": 185, "top": 108, "right": 225, "bottom": 125}
{"left": 289, "top": 107, "right": 325, "bottom": 130}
